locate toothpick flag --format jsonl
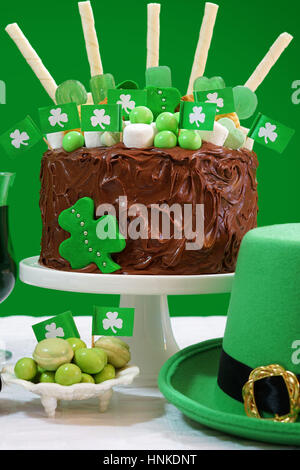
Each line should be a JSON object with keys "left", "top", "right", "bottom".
{"left": 179, "top": 101, "right": 217, "bottom": 130}
{"left": 248, "top": 113, "right": 295, "bottom": 153}
{"left": 108, "top": 89, "right": 148, "bottom": 118}
{"left": 92, "top": 306, "right": 135, "bottom": 337}
{"left": 81, "top": 104, "right": 122, "bottom": 132}
{"left": 32, "top": 311, "right": 80, "bottom": 342}
{"left": 194, "top": 87, "right": 235, "bottom": 115}
{"left": 39, "top": 103, "right": 80, "bottom": 135}
{"left": 0, "top": 116, "right": 42, "bottom": 157}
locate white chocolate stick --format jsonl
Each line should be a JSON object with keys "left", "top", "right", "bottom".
{"left": 5, "top": 23, "right": 57, "bottom": 103}
{"left": 186, "top": 3, "right": 219, "bottom": 95}
{"left": 78, "top": 1, "right": 103, "bottom": 77}
{"left": 245, "top": 33, "right": 293, "bottom": 92}
{"left": 146, "top": 3, "right": 161, "bottom": 69}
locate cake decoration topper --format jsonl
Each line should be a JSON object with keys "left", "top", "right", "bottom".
{"left": 193, "top": 76, "right": 225, "bottom": 92}
{"left": 194, "top": 87, "right": 235, "bottom": 115}
{"left": 55, "top": 80, "right": 88, "bottom": 106}
{"left": 0, "top": 115, "right": 43, "bottom": 157}
{"left": 108, "top": 89, "right": 148, "bottom": 117}
{"left": 146, "top": 3, "right": 160, "bottom": 69}
{"left": 32, "top": 311, "right": 80, "bottom": 342}
{"left": 81, "top": 104, "right": 123, "bottom": 132}
{"left": 58, "top": 197, "right": 126, "bottom": 273}
{"left": 38, "top": 103, "right": 81, "bottom": 135}
{"left": 179, "top": 101, "right": 217, "bottom": 131}
{"left": 92, "top": 306, "right": 135, "bottom": 337}
{"left": 248, "top": 113, "right": 295, "bottom": 154}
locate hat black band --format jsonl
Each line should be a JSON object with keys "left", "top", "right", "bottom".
{"left": 217, "top": 348, "right": 297, "bottom": 416}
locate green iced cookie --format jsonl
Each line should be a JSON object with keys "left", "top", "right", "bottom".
{"left": 146, "top": 86, "right": 181, "bottom": 119}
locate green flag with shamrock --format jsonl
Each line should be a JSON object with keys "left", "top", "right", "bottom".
{"left": 0, "top": 115, "right": 42, "bottom": 157}
{"left": 81, "top": 104, "right": 122, "bottom": 132}
{"left": 32, "top": 311, "right": 80, "bottom": 342}
{"left": 38, "top": 102, "right": 80, "bottom": 135}
{"left": 248, "top": 113, "right": 295, "bottom": 154}
{"left": 92, "top": 306, "right": 135, "bottom": 337}
{"left": 108, "top": 89, "right": 147, "bottom": 118}
{"left": 193, "top": 87, "right": 235, "bottom": 115}
{"left": 179, "top": 101, "right": 217, "bottom": 130}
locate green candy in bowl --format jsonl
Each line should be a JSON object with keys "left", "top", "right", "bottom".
{"left": 33, "top": 338, "right": 74, "bottom": 371}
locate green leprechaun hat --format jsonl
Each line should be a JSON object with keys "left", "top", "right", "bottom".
{"left": 158, "top": 224, "right": 300, "bottom": 446}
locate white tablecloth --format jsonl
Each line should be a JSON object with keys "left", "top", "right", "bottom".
{"left": 0, "top": 315, "right": 296, "bottom": 450}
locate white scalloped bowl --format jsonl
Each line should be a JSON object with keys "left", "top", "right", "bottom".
{"left": 2, "top": 364, "right": 140, "bottom": 418}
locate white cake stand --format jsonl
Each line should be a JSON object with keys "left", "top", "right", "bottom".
{"left": 19, "top": 256, "right": 234, "bottom": 386}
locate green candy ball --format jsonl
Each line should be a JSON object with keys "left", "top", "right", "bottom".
{"left": 62, "top": 131, "right": 84, "bottom": 153}
{"left": 40, "top": 371, "right": 56, "bottom": 383}
{"left": 129, "top": 106, "right": 153, "bottom": 124}
{"left": 80, "top": 373, "right": 95, "bottom": 384}
{"left": 173, "top": 112, "right": 180, "bottom": 124}
{"left": 156, "top": 112, "right": 178, "bottom": 133}
{"left": 14, "top": 357, "right": 37, "bottom": 381}
{"left": 178, "top": 130, "right": 202, "bottom": 150}
{"left": 154, "top": 131, "right": 177, "bottom": 149}
{"left": 74, "top": 348, "right": 106, "bottom": 375}
{"left": 66, "top": 338, "right": 87, "bottom": 353}
{"left": 55, "top": 363, "right": 82, "bottom": 386}
{"left": 94, "top": 364, "right": 116, "bottom": 384}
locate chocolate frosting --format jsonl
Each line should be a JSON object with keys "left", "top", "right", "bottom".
{"left": 39, "top": 142, "right": 258, "bottom": 275}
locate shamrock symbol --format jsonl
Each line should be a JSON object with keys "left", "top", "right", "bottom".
{"left": 117, "top": 94, "right": 135, "bottom": 114}
{"left": 102, "top": 311, "right": 123, "bottom": 334}
{"left": 91, "top": 109, "right": 111, "bottom": 130}
{"left": 189, "top": 106, "right": 206, "bottom": 127}
{"left": 258, "top": 122, "right": 278, "bottom": 145}
{"left": 45, "top": 322, "right": 65, "bottom": 339}
{"left": 206, "top": 92, "right": 224, "bottom": 112}
{"left": 10, "top": 129, "right": 29, "bottom": 149}
{"left": 48, "top": 108, "right": 68, "bottom": 128}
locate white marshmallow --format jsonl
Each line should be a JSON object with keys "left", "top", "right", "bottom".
{"left": 100, "top": 132, "right": 120, "bottom": 147}
{"left": 123, "top": 123, "right": 155, "bottom": 149}
{"left": 197, "top": 121, "right": 229, "bottom": 147}
{"left": 151, "top": 122, "right": 158, "bottom": 137}
{"left": 46, "top": 131, "right": 64, "bottom": 149}
{"left": 243, "top": 137, "right": 254, "bottom": 151}
{"left": 84, "top": 131, "right": 103, "bottom": 148}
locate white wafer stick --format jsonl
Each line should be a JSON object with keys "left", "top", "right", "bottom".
{"left": 146, "top": 3, "right": 161, "bottom": 69}
{"left": 5, "top": 23, "right": 57, "bottom": 103}
{"left": 245, "top": 33, "right": 293, "bottom": 92}
{"left": 186, "top": 3, "right": 219, "bottom": 95}
{"left": 78, "top": 1, "right": 103, "bottom": 77}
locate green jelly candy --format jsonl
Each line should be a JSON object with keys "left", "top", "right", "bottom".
{"left": 174, "top": 112, "right": 180, "bottom": 124}
{"left": 90, "top": 73, "right": 115, "bottom": 103}
{"left": 129, "top": 106, "right": 153, "bottom": 124}
{"left": 193, "top": 76, "right": 226, "bottom": 92}
{"left": 81, "top": 373, "right": 95, "bottom": 384}
{"left": 14, "top": 357, "right": 37, "bottom": 381}
{"left": 218, "top": 117, "right": 245, "bottom": 150}
{"left": 116, "top": 80, "right": 139, "bottom": 90}
{"left": 178, "top": 130, "right": 202, "bottom": 150}
{"left": 55, "top": 363, "right": 82, "bottom": 386}
{"left": 146, "top": 86, "right": 181, "bottom": 119}
{"left": 233, "top": 86, "right": 258, "bottom": 120}
{"left": 156, "top": 112, "right": 178, "bottom": 133}
{"left": 94, "top": 364, "right": 116, "bottom": 384}
{"left": 74, "top": 348, "right": 106, "bottom": 375}
{"left": 66, "top": 337, "right": 86, "bottom": 353}
{"left": 154, "top": 130, "right": 177, "bottom": 148}
{"left": 146, "top": 66, "right": 172, "bottom": 88}
{"left": 55, "top": 80, "right": 88, "bottom": 106}
{"left": 40, "top": 371, "right": 56, "bottom": 383}
{"left": 62, "top": 131, "right": 84, "bottom": 152}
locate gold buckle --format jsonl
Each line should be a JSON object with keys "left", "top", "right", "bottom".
{"left": 242, "top": 364, "right": 299, "bottom": 423}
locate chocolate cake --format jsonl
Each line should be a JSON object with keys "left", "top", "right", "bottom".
{"left": 39, "top": 142, "right": 258, "bottom": 275}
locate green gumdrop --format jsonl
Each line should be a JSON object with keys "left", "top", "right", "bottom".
{"left": 156, "top": 112, "right": 178, "bottom": 133}
{"left": 63, "top": 131, "right": 84, "bottom": 152}
{"left": 193, "top": 76, "right": 226, "bottom": 92}
{"left": 90, "top": 74, "right": 115, "bottom": 103}
{"left": 145, "top": 66, "right": 172, "bottom": 88}
{"left": 129, "top": 106, "right": 153, "bottom": 124}
{"left": 154, "top": 131, "right": 177, "bottom": 148}
{"left": 56, "top": 80, "right": 87, "bottom": 106}
{"left": 233, "top": 86, "right": 258, "bottom": 120}
{"left": 218, "top": 118, "right": 245, "bottom": 150}
{"left": 116, "top": 80, "right": 139, "bottom": 90}
{"left": 178, "top": 130, "right": 202, "bottom": 150}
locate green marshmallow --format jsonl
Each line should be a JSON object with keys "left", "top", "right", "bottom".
{"left": 193, "top": 76, "right": 226, "bottom": 92}
{"left": 90, "top": 73, "right": 115, "bottom": 104}
{"left": 218, "top": 118, "right": 245, "bottom": 150}
{"left": 233, "top": 86, "right": 258, "bottom": 120}
{"left": 145, "top": 66, "right": 172, "bottom": 88}
{"left": 55, "top": 80, "right": 88, "bottom": 106}
{"left": 146, "top": 86, "right": 181, "bottom": 119}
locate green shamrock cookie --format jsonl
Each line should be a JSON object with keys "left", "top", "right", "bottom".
{"left": 218, "top": 117, "right": 245, "bottom": 150}
{"left": 58, "top": 197, "right": 126, "bottom": 274}
{"left": 146, "top": 86, "right": 181, "bottom": 119}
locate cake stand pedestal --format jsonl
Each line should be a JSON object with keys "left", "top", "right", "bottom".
{"left": 19, "top": 256, "right": 234, "bottom": 387}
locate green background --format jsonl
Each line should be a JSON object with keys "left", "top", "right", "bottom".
{"left": 0, "top": 0, "right": 299, "bottom": 317}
